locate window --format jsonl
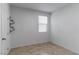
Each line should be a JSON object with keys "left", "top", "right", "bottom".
{"left": 38, "top": 16, "right": 48, "bottom": 32}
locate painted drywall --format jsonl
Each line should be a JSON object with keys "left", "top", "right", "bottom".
{"left": 1, "top": 3, "right": 11, "bottom": 55}
{"left": 10, "top": 6, "right": 50, "bottom": 48}
{"left": 0, "top": 3, "right": 11, "bottom": 55}
{"left": 50, "top": 4, "right": 79, "bottom": 54}
{"left": 0, "top": 3, "right": 1, "bottom": 54}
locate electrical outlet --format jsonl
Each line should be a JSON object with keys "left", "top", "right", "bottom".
{"left": 7, "top": 48, "right": 9, "bottom": 50}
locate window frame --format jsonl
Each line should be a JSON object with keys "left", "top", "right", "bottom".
{"left": 38, "top": 15, "right": 48, "bottom": 32}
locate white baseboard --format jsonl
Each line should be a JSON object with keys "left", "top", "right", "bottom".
{"left": 11, "top": 41, "right": 49, "bottom": 49}
{"left": 50, "top": 41, "right": 78, "bottom": 55}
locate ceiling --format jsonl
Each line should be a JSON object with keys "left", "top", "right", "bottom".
{"left": 10, "top": 3, "right": 69, "bottom": 13}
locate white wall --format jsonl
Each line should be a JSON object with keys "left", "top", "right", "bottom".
{"left": 10, "top": 6, "right": 50, "bottom": 48}
{"left": 0, "top": 3, "right": 11, "bottom": 55}
{"left": 0, "top": 3, "right": 1, "bottom": 54}
{"left": 1, "top": 3, "right": 11, "bottom": 54}
{"left": 51, "top": 4, "right": 79, "bottom": 54}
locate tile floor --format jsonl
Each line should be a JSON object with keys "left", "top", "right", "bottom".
{"left": 9, "top": 42, "right": 77, "bottom": 55}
